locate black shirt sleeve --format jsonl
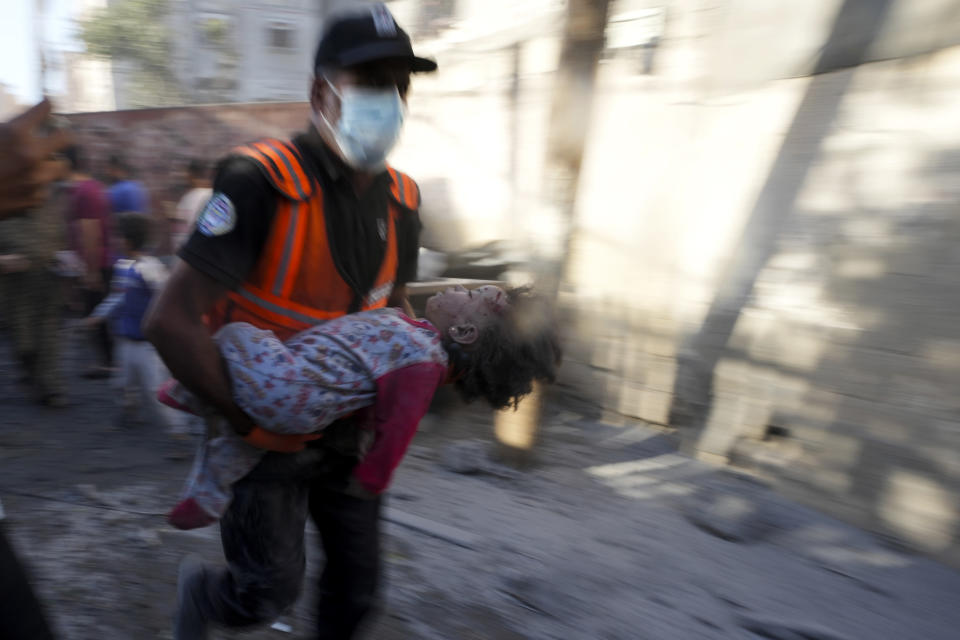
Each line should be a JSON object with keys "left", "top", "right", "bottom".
{"left": 178, "top": 157, "right": 277, "bottom": 290}
{"left": 395, "top": 208, "right": 422, "bottom": 287}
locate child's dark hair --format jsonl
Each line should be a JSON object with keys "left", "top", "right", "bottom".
{"left": 117, "top": 213, "right": 151, "bottom": 251}
{"left": 451, "top": 287, "right": 562, "bottom": 410}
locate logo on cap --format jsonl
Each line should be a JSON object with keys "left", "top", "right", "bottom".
{"left": 371, "top": 3, "right": 396, "bottom": 36}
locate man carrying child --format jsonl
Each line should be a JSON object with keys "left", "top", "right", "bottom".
{"left": 146, "top": 6, "right": 441, "bottom": 639}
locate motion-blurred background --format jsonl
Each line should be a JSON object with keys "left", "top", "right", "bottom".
{"left": 2, "top": 1, "right": 960, "bottom": 637}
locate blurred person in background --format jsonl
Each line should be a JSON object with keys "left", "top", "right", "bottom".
{"left": 0, "top": 150, "right": 71, "bottom": 407}
{"left": 87, "top": 213, "right": 182, "bottom": 434}
{"left": 0, "top": 99, "right": 71, "bottom": 218}
{"left": 0, "top": 98, "right": 69, "bottom": 640}
{"left": 145, "top": 4, "right": 435, "bottom": 638}
{"left": 106, "top": 153, "right": 149, "bottom": 215}
{"left": 65, "top": 144, "right": 115, "bottom": 379}
{"left": 169, "top": 158, "right": 212, "bottom": 250}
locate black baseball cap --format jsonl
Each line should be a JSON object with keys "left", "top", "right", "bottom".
{"left": 314, "top": 3, "right": 438, "bottom": 74}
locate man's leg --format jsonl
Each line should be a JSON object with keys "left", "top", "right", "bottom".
{"left": 33, "top": 271, "right": 64, "bottom": 403}
{"left": 81, "top": 267, "right": 114, "bottom": 374}
{"left": 309, "top": 484, "right": 383, "bottom": 640}
{"left": 113, "top": 338, "right": 138, "bottom": 426}
{"left": 2, "top": 271, "right": 37, "bottom": 386}
{"left": 175, "top": 452, "right": 314, "bottom": 640}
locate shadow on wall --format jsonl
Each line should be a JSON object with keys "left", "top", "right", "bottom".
{"left": 693, "top": 141, "right": 960, "bottom": 564}
{"left": 783, "top": 144, "right": 960, "bottom": 562}
{"left": 667, "top": 0, "right": 897, "bottom": 437}
{"left": 551, "top": 0, "right": 960, "bottom": 563}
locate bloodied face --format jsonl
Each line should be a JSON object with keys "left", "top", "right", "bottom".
{"left": 424, "top": 285, "right": 508, "bottom": 346}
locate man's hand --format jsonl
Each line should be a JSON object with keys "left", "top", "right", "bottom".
{"left": 0, "top": 99, "right": 73, "bottom": 217}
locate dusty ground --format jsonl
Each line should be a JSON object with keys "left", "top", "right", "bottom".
{"left": 3, "top": 335, "right": 960, "bottom": 640}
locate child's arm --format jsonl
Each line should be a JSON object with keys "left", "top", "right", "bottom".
{"left": 138, "top": 256, "right": 170, "bottom": 292}
{"left": 351, "top": 362, "right": 448, "bottom": 495}
{"left": 89, "top": 265, "right": 124, "bottom": 320}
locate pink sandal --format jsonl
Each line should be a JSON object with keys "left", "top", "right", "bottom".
{"left": 157, "top": 379, "right": 202, "bottom": 415}
{"left": 167, "top": 498, "right": 218, "bottom": 530}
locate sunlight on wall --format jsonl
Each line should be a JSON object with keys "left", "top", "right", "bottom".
{"left": 880, "top": 470, "right": 958, "bottom": 552}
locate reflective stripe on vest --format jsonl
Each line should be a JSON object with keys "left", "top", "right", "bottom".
{"left": 235, "top": 141, "right": 314, "bottom": 202}
{"left": 208, "top": 138, "right": 414, "bottom": 340}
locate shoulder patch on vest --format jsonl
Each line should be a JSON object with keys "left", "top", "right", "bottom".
{"left": 196, "top": 192, "right": 237, "bottom": 236}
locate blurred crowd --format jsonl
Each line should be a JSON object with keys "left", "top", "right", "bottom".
{"left": 0, "top": 103, "right": 210, "bottom": 424}
{"left": 0, "top": 98, "right": 214, "bottom": 639}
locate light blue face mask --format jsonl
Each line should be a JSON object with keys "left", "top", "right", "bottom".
{"left": 314, "top": 78, "right": 406, "bottom": 171}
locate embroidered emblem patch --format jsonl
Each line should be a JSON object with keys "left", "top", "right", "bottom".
{"left": 197, "top": 192, "right": 237, "bottom": 236}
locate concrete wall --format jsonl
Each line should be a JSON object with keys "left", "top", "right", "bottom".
{"left": 395, "top": 0, "right": 960, "bottom": 567}
{"left": 699, "top": 0, "right": 960, "bottom": 90}
{"left": 569, "top": 4, "right": 960, "bottom": 565}
{"left": 235, "top": 1, "right": 323, "bottom": 102}
{"left": 672, "top": 48, "right": 960, "bottom": 564}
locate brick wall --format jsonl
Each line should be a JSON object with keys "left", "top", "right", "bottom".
{"left": 64, "top": 102, "right": 311, "bottom": 250}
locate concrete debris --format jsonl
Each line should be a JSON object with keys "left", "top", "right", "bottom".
{"left": 498, "top": 572, "right": 578, "bottom": 620}
{"left": 439, "top": 439, "right": 490, "bottom": 474}
{"left": 131, "top": 527, "right": 162, "bottom": 548}
{"left": 681, "top": 473, "right": 794, "bottom": 543}
{"left": 439, "top": 439, "right": 522, "bottom": 480}
{"left": 684, "top": 492, "right": 774, "bottom": 542}
{"left": 383, "top": 506, "right": 482, "bottom": 549}
{"left": 737, "top": 613, "right": 851, "bottom": 640}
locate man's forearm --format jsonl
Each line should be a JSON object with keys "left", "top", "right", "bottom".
{"left": 148, "top": 313, "right": 255, "bottom": 434}
{"left": 144, "top": 267, "right": 256, "bottom": 435}
{"left": 149, "top": 312, "right": 253, "bottom": 434}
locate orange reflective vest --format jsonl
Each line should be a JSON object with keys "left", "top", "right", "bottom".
{"left": 207, "top": 138, "right": 421, "bottom": 341}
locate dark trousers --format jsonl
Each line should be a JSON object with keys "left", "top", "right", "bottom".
{"left": 82, "top": 267, "right": 114, "bottom": 367}
{"left": 0, "top": 523, "right": 56, "bottom": 640}
{"left": 191, "top": 448, "right": 381, "bottom": 639}
{"left": 0, "top": 268, "right": 63, "bottom": 396}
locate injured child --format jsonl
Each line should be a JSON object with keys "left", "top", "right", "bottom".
{"left": 161, "top": 285, "right": 561, "bottom": 529}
